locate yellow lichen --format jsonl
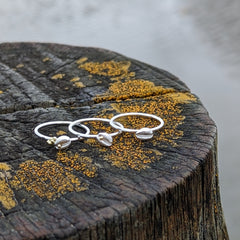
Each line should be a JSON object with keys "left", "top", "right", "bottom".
{"left": 96, "top": 92, "right": 188, "bottom": 170}
{"left": 0, "top": 179, "right": 17, "bottom": 209}
{"left": 70, "top": 77, "right": 80, "bottom": 82}
{"left": 85, "top": 62, "right": 196, "bottom": 169}
{"left": 76, "top": 57, "right": 88, "bottom": 64}
{"left": 79, "top": 120, "right": 115, "bottom": 136}
{"left": 16, "top": 63, "right": 24, "bottom": 68}
{"left": 10, "top": 160, "right": 88, "bottom": 200}
{"left": 0, "top": 163, "right": 11, "bottom": 171}
{"left": 94, "top": 93, "right": 185, "bottom": 170}
{"left": 0, "top": 90, "right": 3, "bottom": 94}
{"left": 94, "top": 79, "right": 175, "bottom": 102}
{"left": 42, "top": 57, "right": 51, "bottom": 62}
{"left": 74, "top": 81, "right": 85, "bottom": 88}
{"left": 0, "top": 163, "right": 17, "bottom": 209}
{"left": 80, "top": 149, "right": 88, "bottom": 152}
{"left": 40, "top": 70, "right": 46, "bottom": 74}
{"left": 79, "top": 60, "right": 135, "bottom": 80}
{"left": 76, "top": 59, "right": 197, "bottom": 170}
{"left": 56, "top": 151, "right": 97, "bottom": 178}
{"left": 51, "top": 73, "right": 65, "bottom": 80}
{"left": 164, "top": 92, "right": 197, "bottom": 104}
{"left": 70, "top": 77, "right": 85, "bottom": 88}
{"left": 105, "top": 133, "right": 162, "bottom": 170}
{"left": 56, "top": 130, "right": 67, "bottom": 136}
{"left": 72, "top": 115, "right": 163, "bottom": 170}
{"left": 110, "top": 94, "right": 187, "bottom": 146}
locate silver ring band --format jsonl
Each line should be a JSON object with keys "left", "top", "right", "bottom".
{"left": 109, "top": 112, "right": 164, "bottom": 140}
{"left": 34, "top": 121, "right": 90, "bottom": 149}
{"left": 68, "top": 118, "right": 123, "bottom": 147}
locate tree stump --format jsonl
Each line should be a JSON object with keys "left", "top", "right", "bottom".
{"left": 0, "top": 43, "right": 228, "bottom": 240}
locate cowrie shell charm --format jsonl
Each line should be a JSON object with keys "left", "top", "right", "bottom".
{"left": 135, "top": 128, "right": 153, "bottom": 140}
{"left": 96, "top": 133, "right": 113, "bottom": 146}
{"left": 54, "top": 135, "right": 71, "bottom": 149}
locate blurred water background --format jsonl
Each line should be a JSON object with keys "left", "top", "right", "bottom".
{"left": 0, "top": 0, "right": 239, "bottom": 239}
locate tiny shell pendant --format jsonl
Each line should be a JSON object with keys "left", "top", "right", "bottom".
{"left": 54, "top": 135, "right": 71, "bottom": 149}
{"left": 135, "top": 128, "right": 153, "bottom": 140}
{"left": 96, "top": 133, "right": 113, "bottom": 147}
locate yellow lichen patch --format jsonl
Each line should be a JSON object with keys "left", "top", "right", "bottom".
{"left": 92, "top": 80, "right": 196, "bottom": 170}
{"left": 40, "top": 70, "right": 46, "bottom": 74}
{"left": 56, "top": 130, "right": 67, "bottom": 136}
{"left": 95, "top": 78, "right": 197, "bottom": 146}
{"left": 70, "top": 77, "right": 80, "bottom": 82}
{"left": 110, "top": 93, "right": 191, "bottom": 146}
{"left": 0, "top": 163, "right": 11, "bottom": 171}
{"left": 42, "top": 57, "right": 51, "bottom": 62}
{"left": 80, "top": 148, "right": 88, "bottom": 152}
{"left": 164, "top": 92, "right": 196, "bottom": 104}
{"left": 79, "top": 60, "right": 135, "bottom": 80}
{"left": 16, "top": 63, "right": 24, "bottom": 68}
{"left": 94, "top": 79, "right": 175, "bottom": 102}
{"left": 112, "top": 114, "right": 160, "bottom": 130}
{"left": 10, "top": 160, "right": 88, "bottom": 200}
{"left": 0, "top": 179, "right": 17, "bottom": 209}
{"left": 76, "top": 57, "right": 88, "bottom": 64}
{"left": 70, "top": 77, "right": 85, "bottom": 88}
{"left": 96, "top": 95, "right": 186, "bottom": 169}
{"left": 0, "top": 163, "right": 17, "bottom": 210}
{"left": 77, "top": 59, "right": 197, "bottom": 170}
{"left": 51, "top": 73, "right": 65, "bottom": 80}
{"left": 105, "top": 133, "right": 162, "bottom": 170}
{"left": 0, "top": 90, "right": 3, "bottom": 94}
{"left": 80, "top": 120, "right": 115, "bottom": 136}
{"left": 56, "top": 151, "right": 97, "bottom": 178}
{"left": 74, "top": 81, "right": 85, "bottom": 88}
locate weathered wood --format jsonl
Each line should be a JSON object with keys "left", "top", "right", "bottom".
{"left": 0, "top": 43, "right": 228, "bottom": 240}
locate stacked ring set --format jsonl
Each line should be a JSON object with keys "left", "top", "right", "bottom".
{"left": 34, "top": 112, "right": 164, "bottom": 149}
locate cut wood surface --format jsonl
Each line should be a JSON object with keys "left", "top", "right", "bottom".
{"left": 0, "top": 43, "right": 228, "bottom": 240}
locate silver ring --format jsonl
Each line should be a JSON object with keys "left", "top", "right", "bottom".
{"left": 109, "top": 112, "right": 164, "bottom": 140}
{"left": 68, "top": 118, "right": 123, "bottom": 147}
{"left": 34, "top": 121, "right": 90, "bottom": 149}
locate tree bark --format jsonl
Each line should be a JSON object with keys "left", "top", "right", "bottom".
{"left": 0, "top": 43, "right": 228, "bottom": 240}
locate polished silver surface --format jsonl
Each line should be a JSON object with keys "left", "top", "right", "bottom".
{"left": 96, "top": 132, "right": 113, "bottom": 147}
{"left": 54, "top": 135, "right": 72, "bottom": 149}
{"left": 135, "top": 127, "right": 154, "bottom": 140}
